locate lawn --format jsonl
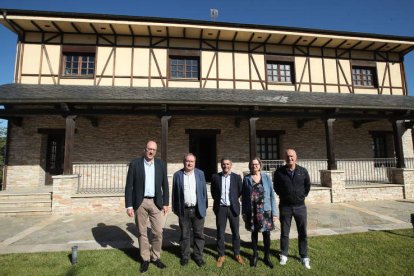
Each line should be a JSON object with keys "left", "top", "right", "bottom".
{"left": 0, "top": 229, "right": 413, "bottom": 275}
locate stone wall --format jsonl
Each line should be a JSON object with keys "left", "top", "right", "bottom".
{"left": 5, "top": 115, "right": 414, "bottom": 189}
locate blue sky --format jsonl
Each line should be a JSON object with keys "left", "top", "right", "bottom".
{"left": 0, "top": 0, "right": 413, "bottom": 128}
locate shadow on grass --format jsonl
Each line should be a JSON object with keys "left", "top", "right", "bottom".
{"left": 91, "top": 222, "right": 139, "bottom": 262}
{"left": 369, "top": 228, "right": 414, "bottom": 238}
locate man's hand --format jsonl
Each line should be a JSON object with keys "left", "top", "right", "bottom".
{"left": 272, "top": 216, "right": 278, "bottom": 222}
{"left": 162, "top": 206, "right": 169, "bottom": 215}
{"left": 126, "top": 208, "right": 134, "bottom": 217}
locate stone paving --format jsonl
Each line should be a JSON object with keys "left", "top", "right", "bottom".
{"left": 0, "top": 200, "right": 412, "bottom": 254}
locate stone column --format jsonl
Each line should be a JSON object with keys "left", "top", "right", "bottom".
{"left": 52, "top": 174, "right": 79, "bottom": 214}
{"left": 391, "top": 168, "right": 414, "bottom": 199}
{"left": 320, "top": 170, "right": 345, "bottom": 203}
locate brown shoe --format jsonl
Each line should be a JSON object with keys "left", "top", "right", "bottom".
{"left": 235, "top": 255, "right": 245, "bottom": 265}
{"left": 216, "top": 256, "right": 225, "bottom": 267}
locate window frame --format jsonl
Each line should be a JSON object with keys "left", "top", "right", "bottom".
{"left": 167, "top": 49, "right": 201, "bottom": 82}
{"left": 256, "top": 130, "right": 285, "bottom": 160}
{"left": 351, "top": 65, "right": 378, "bottom": 88}
{"left": 60, "top": 46, "right": 96, "bottom": 79}
{"left": 266, "top": 61, "right": 295, "bottom": 83}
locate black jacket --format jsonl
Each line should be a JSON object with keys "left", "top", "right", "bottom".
{"left": 124, "top": 157, "right": 169, "bottom": 210}
{"left": 273, "top": 164, "right": 311, "bottom": 206}
{"left": 210, "top": 172, "right": 242, "bottom": 216}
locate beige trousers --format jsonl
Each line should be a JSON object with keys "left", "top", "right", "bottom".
{"left": 135, "top": 198, "right": 164, "bottom": 261}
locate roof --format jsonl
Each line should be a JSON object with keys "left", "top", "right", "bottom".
{"left": 1, "top": 8, "right": 414, "bottom": 55}
{"left": 1, "top": 83, "right": 413, "bottom": 112}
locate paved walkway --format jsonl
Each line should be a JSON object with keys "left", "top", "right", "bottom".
{"left": 0, "top": 200, "right": 413, "bottom": 254}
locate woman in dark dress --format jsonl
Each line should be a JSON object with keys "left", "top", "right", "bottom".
{"left": 242, "top": 157, "right": 278, "bottom": 268}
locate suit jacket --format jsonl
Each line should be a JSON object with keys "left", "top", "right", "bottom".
{"left": 172, "top": 168, "right": 208, "bottom": 218}
{"left": 210, "top": 172, "right": 242, "bottom": 216}
{"left": 124, "top": 157, "right": 169, "bottom": 210}
{"left": 242, "top": 172, "right": 278, "bottom": 217}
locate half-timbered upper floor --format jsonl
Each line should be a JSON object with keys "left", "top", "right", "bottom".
{"left": 1, "top": 8, "right": 414, "bottom": 95}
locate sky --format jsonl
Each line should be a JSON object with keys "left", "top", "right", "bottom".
{"left": 0, "top": 0, "right": 413, "bottom": 128}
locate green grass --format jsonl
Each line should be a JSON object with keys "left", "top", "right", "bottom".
{"left": 0, "top": 229, "right": 413, "bottom": 275}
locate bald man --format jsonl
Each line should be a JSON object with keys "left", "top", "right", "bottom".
{"left": 273, "top": 149, "right": 311, "bottom": 270}
{"left": 125, "top": 140, "right": 169, "bottom": 273}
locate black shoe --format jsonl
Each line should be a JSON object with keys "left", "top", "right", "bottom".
{"left": 180, "top": 258, "right": 189, "bottom": 266}
{"left": 250, "top": 253, "right": 258, "bottom": 267}
{"left": 152, "top": 259, "right": 166, "bottom": 269}
{"left": 194, "top": 258, "right": 205, "bottom": 267}
{"left": 264, "top": 257, "right": 274, "bottom": 269}
{"left": 140, "top": 261, "right": 150, "bottom": 273}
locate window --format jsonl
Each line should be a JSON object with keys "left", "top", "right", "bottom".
{"left": 267, "top": 62, "right": 294, "bottom": 83}
{"left": 256, "top": 131, "right": 282, "bottom": 160}
{"left": 63, "top": 53, "right": 95, "bottom": 77}
{"left": 371, "top": 132, "right": 396, "bottom": 167}
{"left": 352, "top": 66, "right": 377, "bottom": 87}
{"left": 170, "top": 57, "right": 199, "bottom": 79}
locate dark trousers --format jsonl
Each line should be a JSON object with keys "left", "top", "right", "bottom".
{"left": 279, "top": 204, "right": 308, "bottom": 258}
{"left": 251, "top": 230, "right": 271, "bottom": 257}
{"left": 216, "top": 206, "right": 241, "bottom": 256}
{"left": 178, "top": 207, "right": 205, "bottom": 261}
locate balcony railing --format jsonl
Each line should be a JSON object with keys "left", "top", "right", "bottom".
{"left": 72, "top": 158, "right": 414, "bottom": 194}
{"left": 73, "top": 162, "right": 128, "bottom": 194}
{"left": 262, "top": 159, "right": 327, "bottom": 184}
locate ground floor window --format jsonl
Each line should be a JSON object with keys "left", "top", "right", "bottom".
{"left": 256, "top": 130, "right": 283, "bottom": 160}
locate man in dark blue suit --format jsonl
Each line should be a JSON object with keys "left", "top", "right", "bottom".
{"left": 125, "top": 141, "right": 169, "bottom": 273}
{"left": 172, "top": 153, "right": 208, "bottom": 267}
{"left": 211, "top": 158, "right": 245, "bottom": 267}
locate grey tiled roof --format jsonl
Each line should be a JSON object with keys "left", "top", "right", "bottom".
{"left": 0, "top": 83, "right": 413, "bottom": 111}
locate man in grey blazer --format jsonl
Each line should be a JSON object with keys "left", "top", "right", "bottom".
{"left": 211, "top": 157, "right": 245, "bottom": 267}
{"left": 125, "top": 141, "right": 169, "bottom": 273}
{"left": 172, "top": 153, "right": 208, "bottom": 267}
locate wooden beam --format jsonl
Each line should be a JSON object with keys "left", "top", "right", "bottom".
{"left": 249, "top": 117, "right": 259, "bottom": 160}
{"left": 161, "top": 116, "right": 172, "bottom": 167}
{"left": 392, "top": 120, "right": 406, "bottom": 168}
{"left": 63, "top": 115, "right": 77, "bottom": 174}
{"left": 324, "top": 118, "right": 337, "bottom": 170}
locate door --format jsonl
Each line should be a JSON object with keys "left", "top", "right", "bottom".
{"left": 45, "top": 133, "right": 65, "bottom": 184}
{"left": 189, "top": 133, "right": 217, "bottom": 182}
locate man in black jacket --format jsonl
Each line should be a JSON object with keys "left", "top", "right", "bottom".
{"left": 210, "top": 158, "right": 245, "bottom": 267}
{"left": 125, "top": 140, "right": 169, "bottom": 273}
{"left": 273, "top": 149, "right": 311, "bottom": 269}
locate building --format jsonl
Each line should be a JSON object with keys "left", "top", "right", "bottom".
{"left": 0, "top": 9, "right": 414, "bottom": 214}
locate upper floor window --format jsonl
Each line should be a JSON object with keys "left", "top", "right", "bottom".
{"left": 352, "top": 66, "right": 377, "bottom": 87}
{"left": 170, "top": 57, "right": 199, "bottom": 80}
{"left": 267, "top": 62, "right": 294, "bottom": 83}
{"left": 63, "top": 53, "right": 95, "bottom": 77}
{"left": 61, "top": 45, "right": 96, "bottom": 78}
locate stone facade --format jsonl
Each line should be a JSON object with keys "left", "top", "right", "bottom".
{"left": 6, "top": 115, "right": 413, "bottom": 189}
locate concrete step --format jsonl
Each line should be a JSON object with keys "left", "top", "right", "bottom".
{"left": 0, "top": 193, "right": 52, "bottom": 201}
{"left": 0, "top": 192, "right": 52, "bottom": 215}
{"left": 0, "top": 201, "right": 52, "bottom": 208}
{"left": 0, "top": 207, "right": 52, "bottom": 216}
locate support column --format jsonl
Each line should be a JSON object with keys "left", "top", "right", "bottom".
{"left": 249, "top": 117, "right": 259, "bottom": 160}
{"left": 324, "top": 118, "right": 337, "bottom": 170}
{"left": 320, "top": 170, "right": 345, "bottom": 203}
{"left": 392, "top": 120, "right": 406, "bottom": 168}
{"left": 64, "top": 115, "right": 76, "bottom": 175}
{"left": 161, "top": 116, "right": 171, "bottom": 168}
{"left": 391, "top": 168, "right": 414, "bottom": 199}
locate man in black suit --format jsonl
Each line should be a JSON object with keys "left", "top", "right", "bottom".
{"left": 125, "top": 140, "right": 169, "bottom": 273}
{"left": 210, "top": 157, "right": 245, "bottom": 267}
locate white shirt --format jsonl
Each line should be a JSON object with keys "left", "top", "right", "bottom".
{"left": 220, "top": 173, "right": 231, "bottom": 206}
{"left": 183, "top": 170, "right": 197, "bottom": 207}
{"left": 143, "top": 159, "right": 155, "bottom": 197}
